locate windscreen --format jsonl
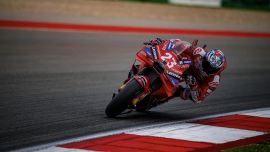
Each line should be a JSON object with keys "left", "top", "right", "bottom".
{"left": 172, "top": 41, "right": 191, "bottom": 55}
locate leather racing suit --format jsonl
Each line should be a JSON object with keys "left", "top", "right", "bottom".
{"left": 165, "top": 38, "right": 227, "bottom": 103}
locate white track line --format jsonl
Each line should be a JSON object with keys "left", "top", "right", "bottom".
{"left": 242, "top": 109, "right": 270, "bottom": 118}
{"left": 127, "top": 123, "right": 263, "bottom": 144}
{"left": 14, "top": 107, "right": 270, "bottom": 152}
{"left": 34, "top": 147, "right": 95, "bottom": 152}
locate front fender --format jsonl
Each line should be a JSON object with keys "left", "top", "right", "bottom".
{"left": 134, "top": 75, "right": 150, "bottom": 93}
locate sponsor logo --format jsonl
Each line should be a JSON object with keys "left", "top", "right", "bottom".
{"left": 152, "top": 47, "right": 158, "bottom": 60}
{"left": 166, "top": 71, "right": 181, "bottom": 79}
{"left": 183, "top": 60, "right": 192, "bottom": 64}
{"left": 144, "top": 47, "right": 152, "bottom": 56}
{"left": 166, "top": 41, "right": 173, "bottom": 50}
{"left": 180, "top": 60, "right": 192, "bottom": 65}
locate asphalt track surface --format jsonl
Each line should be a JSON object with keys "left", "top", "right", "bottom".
{"left": 1, "top": 29, "right": 270, "bottom": 151}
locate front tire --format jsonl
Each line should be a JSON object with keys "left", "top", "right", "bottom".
{"left": 105, "top": 79, "right": 143, "bottom": 117}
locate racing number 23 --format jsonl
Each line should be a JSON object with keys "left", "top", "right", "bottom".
{"left": 161, "top": 53, "right": 177, "bottom": 68}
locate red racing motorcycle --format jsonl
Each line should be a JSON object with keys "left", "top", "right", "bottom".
{"left": 105, "top": 39, "right": 200, "bottom": 117}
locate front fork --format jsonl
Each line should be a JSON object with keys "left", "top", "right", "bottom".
{"left": 118, "top": 60, "right": 152, "bottom": 107}
{"left": 121, "top": 75, "right": 151, "bottom": 107}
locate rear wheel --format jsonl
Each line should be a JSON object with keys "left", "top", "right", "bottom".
{"left": 105, "top": 79, "right": 143, "bottom": 117}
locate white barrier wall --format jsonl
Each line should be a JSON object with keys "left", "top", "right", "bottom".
{"left": 169, "top": 0, "right": 222, "bottom": 7}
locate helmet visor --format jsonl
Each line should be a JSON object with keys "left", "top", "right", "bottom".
{"left": 202, "top": 59, "right": 218, "bottom": 74}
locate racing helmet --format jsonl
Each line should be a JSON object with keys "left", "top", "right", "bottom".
{"left": 202, "top": 49, "right": 225, "bottom": 74}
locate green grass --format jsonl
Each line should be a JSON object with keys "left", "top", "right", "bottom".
{"left": 123, "top": 0, "right": 168, "bottom": 4}
{"left": 222, "top": 0, "right": 270, "bottom": 11}
{"left": 223, "top": 142, "right": 270, "bottom": 152}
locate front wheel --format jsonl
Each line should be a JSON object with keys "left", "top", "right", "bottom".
{"left": 105, "top": 79, "right": 143, "bottom": 117}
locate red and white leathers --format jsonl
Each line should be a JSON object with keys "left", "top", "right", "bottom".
{"left": 164, "top": 38, "right": 227, "bottom": 103}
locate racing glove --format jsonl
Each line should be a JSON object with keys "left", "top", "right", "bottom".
{"left": 186, "top": 75, "right": 198, "bottom": 90}
{"left": 177, "top": 86, "right": 202, "bottom": 104}
{"left": 149, "top": 38, "right": 163, "bottom": 46}
{"left": 192, "top": 61, "right": 208, "bottom": 81}
{"left": 185, "top": 75, "right": 202, "bottom": 104}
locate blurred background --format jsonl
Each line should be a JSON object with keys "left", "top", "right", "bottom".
{"left": 128, "top": 0, "right": 270, "bottom": 11}
{"left": 0, "top": 0, "right": 270, "bottom": 151}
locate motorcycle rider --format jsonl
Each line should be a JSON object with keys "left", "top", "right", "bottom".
{"left": 149, "top": 38, "right": 227, "bottom": 103}
{"left": 106, "top": 37, "right": 227, "bottom": 117}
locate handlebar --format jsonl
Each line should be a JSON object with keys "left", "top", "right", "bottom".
{"left": 202, "top": 44, "right": 207, "bottom": 49}
{"left": 143, "top": 42, "right": 152, "bottom": 45}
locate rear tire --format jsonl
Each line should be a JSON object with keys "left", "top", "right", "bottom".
{"left": 105, "top": 79, "right": 143, "bottom": 118}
